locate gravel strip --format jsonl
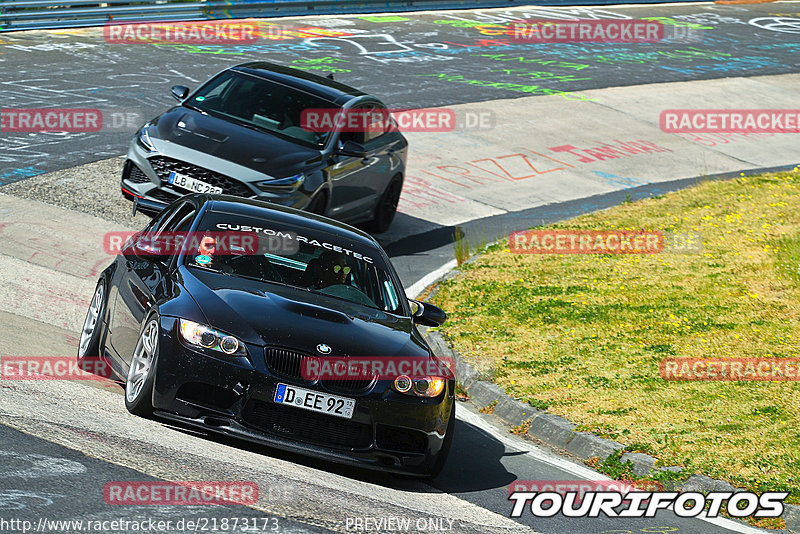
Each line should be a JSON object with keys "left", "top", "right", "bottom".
{"left": 1, "top": 157, "right": 151, "bottom": 228}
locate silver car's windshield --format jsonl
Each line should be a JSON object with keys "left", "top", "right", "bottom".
{"left": 189, "top": 70, "right": 337, "bottom": 149}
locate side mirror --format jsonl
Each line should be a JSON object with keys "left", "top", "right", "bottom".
{"left": 171, "top": 85, "right": 190, "bottom": 101}
{"left": 409, "top": 299, "right": 447, "bottom": 327}
{"left": 336, "top": 140, "right": 367, "bottom": 158}
{"left": 130, "top": 233, "right": 169, "bottom": 263}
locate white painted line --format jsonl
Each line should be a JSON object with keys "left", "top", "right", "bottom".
{"left": 456, "top": 407, "right": 604, "bottom": 480}
{"left": 404, "top": 258, "right": 457, "bottom": 299}
{"left": 169, "top": 69, "right": 199, "bottom": 83}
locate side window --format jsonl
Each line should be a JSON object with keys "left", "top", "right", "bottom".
{"left": 339, "top": 106, "right": 367, "bottom": 146}
{"left": 365, "top": 103, "right": 394, "bottom": 144}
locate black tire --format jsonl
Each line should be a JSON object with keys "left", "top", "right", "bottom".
{"left": 367, "top": 176, "right": 402, "bottom": 234}
{"left": 77, "top": 278, "right": 107, "bottom": 360}
{"left": 124, "top": 314, "right": 160, "bottom": 417}
{"left": 307, "top": 190, "right": 327, "bottom": 216}
{"left": 425, "top": 404, "right": 455, "bottom": 479}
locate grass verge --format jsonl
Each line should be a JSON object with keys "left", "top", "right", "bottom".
{"left": 432, "top": 170, "right": 800, "bottom": 505}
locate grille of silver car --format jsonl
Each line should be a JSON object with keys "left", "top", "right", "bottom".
{"left": 148, "top": 156, "right": 253, "bottom": 197}
{"left": 127, "top": 163, "right": 150, "bottom": 184}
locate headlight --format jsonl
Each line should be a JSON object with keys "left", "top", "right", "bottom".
{"left": 393, "top": 375, "right": 446, "bottom": 397}
{"left": 178, "top": 319, "right": 247, "bottom": 356}
{"left": 137, "top": 124, "right": 156, "bottom": 153}
{"left": 256, "top": 173, "right": 305, "bottom": 191}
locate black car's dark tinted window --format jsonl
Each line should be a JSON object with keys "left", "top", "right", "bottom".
{"left": 184, "top": 212, "right": 402, "bottom": 313}
{"left": 188, "top": 70, "right": 337, "bottom": 149}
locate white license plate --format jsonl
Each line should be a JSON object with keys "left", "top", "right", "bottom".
{"left": 274, "top": 383, "right": 355, "bottom": 420}
{"left": 168, "top": 171, "right": 222, "bottom": 194}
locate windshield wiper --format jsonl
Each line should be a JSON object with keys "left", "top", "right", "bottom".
{"left": 188, "top": 263, "right": 230, "bottom": 275}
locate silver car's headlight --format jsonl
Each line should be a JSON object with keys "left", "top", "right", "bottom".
{"left": 137, "top": 124, "right": 156, "bottom": 153}
{"left": 178, "top": 319, "right": 247, "bottom": 356}
{"left": 256, "top": 173, "right": 305, "bottom": 191}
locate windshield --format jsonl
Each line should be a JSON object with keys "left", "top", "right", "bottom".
{"left": 183, "top": 212, "right": 403, "bottom": 313}
{"left": 187, "top": 70, "right": 336, "bottom": 149}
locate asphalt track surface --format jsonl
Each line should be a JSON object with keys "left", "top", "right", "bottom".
{"left": 1, "top": 3, "right": 800, "bottom": 533}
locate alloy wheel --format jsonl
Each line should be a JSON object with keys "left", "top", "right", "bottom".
{"left": 125, "top": 320, "right": 158, "bottom": 403}
{"left": 78, "top": 284, "right": 104, "bottom": 357}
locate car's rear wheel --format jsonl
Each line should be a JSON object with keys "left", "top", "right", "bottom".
{"left": 367, "top": 176, "right": 402, "bottom": 234}
{"left": 78, "top": 280, "right": 106, "bottom": 359}
{"left": 425, "top": 404, "right": 455, "bottom": 479}
{"left": 124, "top": 316, "right": 159, "bottom": 417}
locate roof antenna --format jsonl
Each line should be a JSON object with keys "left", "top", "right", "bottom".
{"left": 326, "top": 73, "right": 334, "bottom": 80}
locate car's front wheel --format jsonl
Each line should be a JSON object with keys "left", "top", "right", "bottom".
{"left": 124, "top": 315, "right": 160, "bottom": 417}
{"left": 367, "top": 175, "right": 402, "bottom": 234}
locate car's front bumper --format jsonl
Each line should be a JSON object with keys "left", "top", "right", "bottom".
{"left": 120, "top": 140, "right": 312, "bottom": 211}
{"left": 152, "top": 317, "right": 454, "bottom": 476}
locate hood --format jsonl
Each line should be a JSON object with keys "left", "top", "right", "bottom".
{"left": 181, "top": 267, "right": 428, "bottom": 359}
{"left": 150, "top": 107, "right": 322, "bottom": 178}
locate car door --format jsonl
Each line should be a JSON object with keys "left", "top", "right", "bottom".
{"left": 326, "top": 103, "right": 388, "bottom": 220}
{"left": 108, "top": 201, "right": 195, "bottom": 366}
{"left": 359, "top": 103, "right": 406, "bottom": 216}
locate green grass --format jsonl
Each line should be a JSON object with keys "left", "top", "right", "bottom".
{"left": 433, "top": 170, "right": 800, "bottom": 511}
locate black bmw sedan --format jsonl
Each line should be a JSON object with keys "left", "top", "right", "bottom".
{"left": 121, "top": 62, "right": 408, "bottom": 233}
{"left": 78, "top": 194, "right": 454, "bottom": 477}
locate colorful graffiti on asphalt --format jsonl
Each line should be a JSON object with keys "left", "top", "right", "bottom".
{"left": 0, "top": 4, "right": 796, "bottom": 181}
{"left": 416, "top": 139, "right": 670, "bottom": 189}
{"left": 0, "top": 166, "right": 45, "bottom": 185}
